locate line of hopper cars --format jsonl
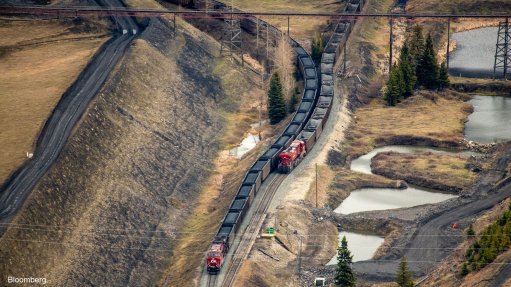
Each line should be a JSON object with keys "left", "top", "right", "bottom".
{"left": 205, "top": 0, "right": 365, "bottom": 274}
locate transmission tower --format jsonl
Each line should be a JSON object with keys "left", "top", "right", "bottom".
{"left": 494, "top": 18, "right": 511, "bottom": 79}
{"left": 220, "top": 1, "right": 243, "bottom": 64}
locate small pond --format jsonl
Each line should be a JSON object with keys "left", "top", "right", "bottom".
{"left": 327, "top": 231, "right": 384, "bottom": 264}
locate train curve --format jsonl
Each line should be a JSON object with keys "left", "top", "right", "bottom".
{"left": 196, "top": 0, "right": 366, "bottom": 284}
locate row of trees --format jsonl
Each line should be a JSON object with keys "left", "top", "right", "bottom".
{"left": 385, "top": 25, "right": 449, "bottom": 106}
{"left": 334, "top": 236, "right": 414, "bottom": 287}
{"left": 461, "top": 203, "right": 511, "bottom": 276}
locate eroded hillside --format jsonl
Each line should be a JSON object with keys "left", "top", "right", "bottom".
{"left": 0, "top": 16, "right": 265, "bottom": 286}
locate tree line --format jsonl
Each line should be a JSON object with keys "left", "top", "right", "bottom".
{"left": 461, "top": 203, "right": 511, "bottom": 276}
{"left": 385, "top": 25, "right": 449, "bottom": 106}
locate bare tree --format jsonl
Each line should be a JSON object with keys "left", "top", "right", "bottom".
{"left": 272, "top": 36, "right": 296, "bottom": 103}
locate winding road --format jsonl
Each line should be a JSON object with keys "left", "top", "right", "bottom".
{"left": 353, "top": 150, "right": 511, "bottom": 282}
{"left": 0, "top": 0, "right": 138, "bottom": 225}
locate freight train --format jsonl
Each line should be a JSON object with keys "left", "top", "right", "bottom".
{"left": 205, "top": 0, "right": 365, "bottom": 274}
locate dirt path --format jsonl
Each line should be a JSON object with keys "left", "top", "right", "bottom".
{"left": 269, "top": 70, "right": 352, "bottom": 211}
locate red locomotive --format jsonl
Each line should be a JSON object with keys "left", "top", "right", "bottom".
{"left": 278, "top": 140, "right": 306, "bottom": 173}
{"left": 206, "top": 236, "right": 229, "bottom": 274}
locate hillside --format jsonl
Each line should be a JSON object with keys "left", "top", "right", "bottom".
{"left": 0, "top": 15, "right": 266, "bottom": 286}
{"left": 0, "top": 17, "right": 108, "bottom": 185}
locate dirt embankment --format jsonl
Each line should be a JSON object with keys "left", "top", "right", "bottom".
{"left": 371, "top": 151, "right": 485, "bottom": 194}
{"left": 0, "top": 17, "right": 109, "bottom": 185}
{"left": 0, "top": 17, "right": 263, "bottom": 286}
{"left": 418, "top": 198, "right": 511, "bottom": 287}
{"left": 235, "top": 202, "right": 338, "bottom": 287}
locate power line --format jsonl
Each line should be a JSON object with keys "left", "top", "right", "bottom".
{"left": 1, "top": 5, "right": 511, "bottom": 19}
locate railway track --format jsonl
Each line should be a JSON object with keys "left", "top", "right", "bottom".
{"left": 220, "top": 174, "right": 286, "bottom": 287}
{"left": 206, "top": 273, "right": 218, "bottom": 287}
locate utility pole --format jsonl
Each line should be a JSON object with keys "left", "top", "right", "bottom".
{"left": 287, "top": 16, "right": 290, "bottom": 36}
{"left": 266, "top": 24, "right": 269, "bottom": 68}
{"left": 389, "top": 16, "right": 393, "bottom": 73}
{"left": 343, "top": 43, "right": 347, "bottom": 74}
{"left": 256, "top": 18, "right": 259, "bottom": 58}
{"left": 315, "top": 163, "right": 318, "bottom": 208}
{"left": 297, "top": 236, "right": 302, "bottom": 276}
{"left": 446, "top": 17, "right": 451, "bottom": 70}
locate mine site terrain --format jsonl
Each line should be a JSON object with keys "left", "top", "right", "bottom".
{"left": 0, "top": 0, "right": 511, "bottom": 287}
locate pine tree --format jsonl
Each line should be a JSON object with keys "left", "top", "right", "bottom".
{"left": 268, "top": 72, "right": 287, "bottom": 124}
{"left": 399, "top": 43, "right": 417, "bottom": 98}
{"left": 407, "top": 25, "right": 425, "bottom": 67}
{"left": 335, "top": 236, "right": 356, "bottom": 287}
{"left": 438, "top": 61, "right": 450, "bottom": 90}
{"left": 396, "top": 257, "right": 415, "bottom": 287}
{"left": 460, "top": 262, "right": 469, "bottom": 276}
{"left": 385, "top": 63, "right": 405, "bottom": 106}
{"left": 466, "top": 224, "right": 475, "bottom": 237}
{"left": 417, "top": 33, "right": 440, "bottom": 89}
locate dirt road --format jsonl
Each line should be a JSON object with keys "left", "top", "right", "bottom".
{"left": 0, "top": 0, "right": 138, "bottom": 224}
{"left": 354, "top": 147, "right": 511, "bottom": 282}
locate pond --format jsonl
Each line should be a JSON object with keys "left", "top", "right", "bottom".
{"left": 449, "top": 27, "right": 498, "bottom": 78}
{"left": 465, "top": 95, "right": 511, "bottom": 144}
{"left": 327, "top": 231, "right": 384, "bottom": 264}
{"left": 229, "top": 133, "right": 260, "bottom": 159}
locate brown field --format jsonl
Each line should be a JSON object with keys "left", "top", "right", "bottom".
{"left": 345, "top": 92, "right": 472, "bottom": 158}
{"left": 0, "top": 19, "right": 108, "bottom": 185}
{"left": 371, "top": 152, "right": 481, "bottom": 193}
{"left": 232, "top": 0, "right": 346, "bottom": 41}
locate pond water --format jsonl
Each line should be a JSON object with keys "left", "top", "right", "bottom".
{"left": 327, "top": 231, "right": 384, "bottom": 264}
{"left": 335, "top": 187, "right": 457, "bottom": 214}
{"left": 334, "top": 146, "right": 469, "bottom": 214}
{"left": 449, "top": 27, "right": 498, "bottom": 78}
{"left": 229, "top": 133, "right": 260, "bottom": 159}
{"left": 465, "top": 95, "right": 511, "bottom": 144}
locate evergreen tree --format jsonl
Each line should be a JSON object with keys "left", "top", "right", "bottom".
{"left": 398, "top": 43, "right": 417, "bottom": 98}
{"left": 417, "top": 33, "right": 439, "bottom": 89}
{"left": 385, "top": 63, "right": 405, "bottom": 106}
{"left": 311, "top": 34, "right": 324, "bottom": 63}
{"left": 438, "top": 61, "right": 450, "bottom": 90}
{"left": 268, "top": 72, "right": 287, "bottom": 124}
{"left": 466, "top": 224, "right": 475, "bottom": 237}
{"left": 335, "top": 236, "right": 356, "bottom": 287}
{"left": 460, "top": 262, "right": 469, "bottom": 276}
{"left": 396, "top": 257, "right": 415, "bottom": 287}
{"left": 407, "top": 25, "right": 425, "bottom": 66}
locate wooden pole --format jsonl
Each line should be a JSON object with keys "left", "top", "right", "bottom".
{"left": 389, "top": 16, "right": 393, "bottom": 73}
{"left": 315, "top": 163, "right": 318, "bottom": 208}
{"left": 446, "top": 17, "right": 451, "bottom": 70}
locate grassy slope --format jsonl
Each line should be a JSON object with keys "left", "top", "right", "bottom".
{"left": 345, "top": 92, "right": 472, "bottom": 158}
{"left": 0, "top": 19, "right": 108, "bottom": 184}
{"left": 371, "top": 152, "right": 479, "bottom": 193}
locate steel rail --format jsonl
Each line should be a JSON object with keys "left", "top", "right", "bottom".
{"left": 221, "top": 174, "right": 286, "bottom": 287}
{"left": 1, "top": 5, "right": 511, "bottom": 19}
